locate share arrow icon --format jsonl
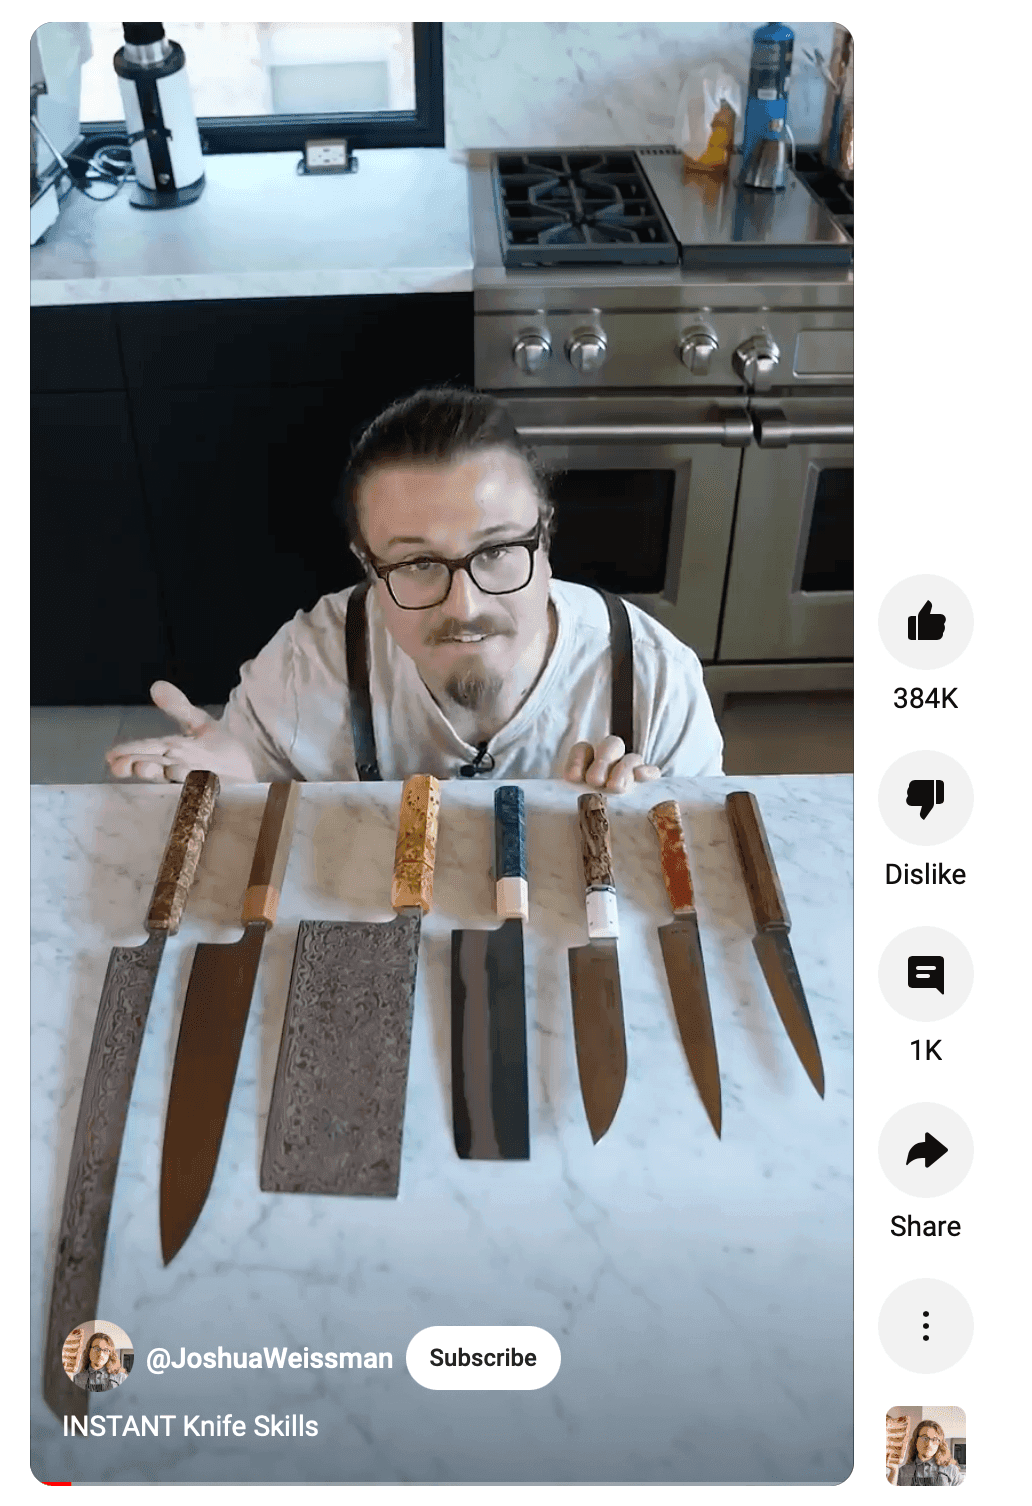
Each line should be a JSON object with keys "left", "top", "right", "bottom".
{"left": 906, "top": 1132, "right": 949, "bottom": 1168}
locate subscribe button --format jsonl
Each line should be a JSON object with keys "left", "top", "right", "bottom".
{"left": 406, "top": 1327, "right": 561, "bottom": 1390}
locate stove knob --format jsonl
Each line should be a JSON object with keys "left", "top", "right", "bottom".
{"left": 678, "top": 326, "right": 719, "bottom": 375}
{"left": 512, "top": 331, "right": 552, "bottom": 374}
{"left": 566, "top": 328, "right": 608, "bottom": 374}
{"left": 732, "top": 333, "right": 781, "bottom": 391}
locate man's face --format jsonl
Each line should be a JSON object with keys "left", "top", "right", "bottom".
{"left": 357, "top": 449, "right": 552, "bottom": 707}
{"left": 915, "top": 1429, "right": 939, "bottom": 1459}
{"left": 89, "top": 1340, "right": 113, "bottom": 1370}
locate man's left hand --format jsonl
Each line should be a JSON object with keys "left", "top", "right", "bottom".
{"left": 564, "top": 737, "right": 662, "bottom": 794}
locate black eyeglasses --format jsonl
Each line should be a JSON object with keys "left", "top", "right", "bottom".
{"left": 365, "top": 522, "right": 542, "bottom": 610}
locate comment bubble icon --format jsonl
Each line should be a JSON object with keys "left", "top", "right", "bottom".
{"left": 908, "top": 955, "right": 945, "bottom": 993}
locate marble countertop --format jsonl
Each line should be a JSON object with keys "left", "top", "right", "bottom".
{"left": 30, "top": 149, "right": 473, "bottom": 306}
{"left": 31, "top": 776, "right": 852, "bottom": 1485}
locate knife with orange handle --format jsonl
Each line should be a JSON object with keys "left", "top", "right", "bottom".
{"left": 648, "top": 800, "right": 722, "bottom": 1137}
{"left": 160, "top": 781, "right": 300, "bottom": 1263}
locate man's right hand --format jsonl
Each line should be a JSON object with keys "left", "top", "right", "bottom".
{"left": 106, "top": 681, "right": 257, "bottom": 783}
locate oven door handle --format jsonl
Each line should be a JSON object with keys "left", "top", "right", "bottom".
{"left": 513, "top": 408, "right": 754, "bottom": 448}
{"left": 755, "top": 409, "right": 854, "bottom": 448}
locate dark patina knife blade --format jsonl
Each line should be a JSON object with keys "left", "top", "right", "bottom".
{"left": 568, "top": 792, "right": 626, "bottom": 1143}
{"left": 43, "top": 771, "right": 218, "bottom": 1419}
{"left": 451, "top": 784, "right": 530, "bottom": 1161}
{"left": 260, "top": 775, "right": 440, "bottom": 1198}
{"left": 726, "top": 790, "right": 825, "bottom": 1098}
{"left": 649, "top": 800, "right": 722, "bottom": 1136}
{"left": 753, "top": 928, "right": 825, "bottom": 1098}
{"left": 160, "top": 781, "right": 299, "bottom": 1264}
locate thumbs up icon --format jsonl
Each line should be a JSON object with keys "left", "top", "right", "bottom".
{"left": 907, "top": 600, "right": 946, "bottom": 640}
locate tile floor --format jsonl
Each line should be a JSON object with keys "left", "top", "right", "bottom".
{"left": 29, "top": 692, "right": 852, "bottom": 783}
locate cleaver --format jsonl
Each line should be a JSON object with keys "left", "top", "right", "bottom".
{"left": 568, "top": 791, "right": 627, "bottom": 1143}
{"left": 260, "top": 774, "right": 441, "bottom": 1197}
{"left": 450, "top": 784, "right": 530, "bottom": 1161}
{"left": 160, "top": 781, "right": 300, "bottom": 1264}
{"left": 44, "top": 771, "right": 219, "bottom": 1419}
{"left": 725, "top": 790, "right": 825, "bottom": 1098}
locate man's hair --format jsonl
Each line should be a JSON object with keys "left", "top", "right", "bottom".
{"left": 78, "top": 1331, "right": 127, "bottom": 1378}
{"left": 338, "top": 388, "right": 554, "bottom": 560}
{"left": 905, "top": 1421, "right": 955, "bottom": 1468}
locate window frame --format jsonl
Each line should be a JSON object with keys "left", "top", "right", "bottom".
{"left": 79, "top": 21, "right": 444, "bottom": 154}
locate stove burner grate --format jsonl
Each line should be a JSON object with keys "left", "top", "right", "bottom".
{"left": 792, "top": 150, "right": 854, "bottom": 241}
{"left": 493, "top": 151, "right": 679, "bottom": 266}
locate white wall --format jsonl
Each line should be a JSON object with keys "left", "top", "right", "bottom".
{"left": 444, "top": 21, "right": 838, "bottom": 153}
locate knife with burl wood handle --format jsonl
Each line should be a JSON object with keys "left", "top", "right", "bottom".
{"left": 44, "top": 771, "right": 219, "bottom": 1419}
{"left": 160, "top": 780, "right": 300, "bottom": 1264}
{"left": 725, "top": 790, "right": 825, "bottom": 1097}
{"left": 648, "top": 799, "right": 722, "bottom": 1137}
{"left": 568, "top": 791, "right": 627, "bottom": 1143}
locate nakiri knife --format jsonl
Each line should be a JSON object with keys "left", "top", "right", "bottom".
{"left": 43, "top": 771, "right": 219, "bottom": 1420}
{"left": 450, "top": 784, "right": 530, "bottom": 1161}
{"left": 260, "top": 774, "right": 441, "bottom": 1198}
{"left": 725, "top": 790, "right": 825, "bottom": 1098}
{"left": 160, "top": 780, "right": 300, "bottom": 1264}
{"left": 568, "top": 791, "right": 627, "bottom": 1143}
{"left": 647, "top": 800, "right": 722, "bottom": 1138}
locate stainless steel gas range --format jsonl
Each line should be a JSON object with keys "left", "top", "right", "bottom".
{"left": 468, "top": 148, "right": 854, "bottom": 713}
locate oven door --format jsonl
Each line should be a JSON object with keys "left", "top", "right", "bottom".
{"left": 717, "top": 397, "right": 853, "bottom": 661}
{"left": 501, "top": 393, "right": 752, "bottom": 660}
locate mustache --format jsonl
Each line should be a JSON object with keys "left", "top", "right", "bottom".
{"left": 425, "top": 615, "right": 514, "bottom": 646}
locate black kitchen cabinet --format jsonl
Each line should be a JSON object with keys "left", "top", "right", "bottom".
{"left": 31, "top": 293, "right": 474, "bottom": 705}
{"left": 31, "top": 391, "right": 170, "bottom": 704}
{"left": 30, "top": 305, "right": 124, "bottom": 393}
{"left": 128, "top": 384, "right": 365, "bottom": 704}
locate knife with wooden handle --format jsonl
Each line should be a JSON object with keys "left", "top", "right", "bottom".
{"left": 568, "top": 792, "right": 627, "bottom": 1143}
{"left": 648, "top": 800, "right": 722, "bottom": 1137}
{"left": 160, "top": 781, "right": 299, "bottom": 1264}
{"left": 43, "top": 771, "right": 219, "bottom": 1419}
{"left": 261, "top": 775, "right": 441, "bottom": 1197}
{"left": 725, "top": 790, "right": 825, "bottom": 1097}
{"left": 451, "top": 785, "right": 530, "bottom": 1161}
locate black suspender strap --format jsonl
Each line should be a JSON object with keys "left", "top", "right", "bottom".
{"left": 345, "top": 580, "right": 382, "bottom": 781}
{"left": 346, "top": 581, "right": 635, "bottom": 781}
{"left": 594, "top": 588, "right": 635, "bottom": 752}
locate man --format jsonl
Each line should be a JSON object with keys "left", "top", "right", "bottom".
{"left": 72, "top": 1332, "right": 128, "bottom": 1393}
{"left": 107, "top": 389, "right": 723, "bottom": 790}
{"left": 895, "top": 1421, "right": 962, "bottom": 1486}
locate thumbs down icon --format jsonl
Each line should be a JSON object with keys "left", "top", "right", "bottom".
{"left": 906, "top": 779, "right": 945, "bottom": 820}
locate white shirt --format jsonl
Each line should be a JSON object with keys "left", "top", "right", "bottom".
{"left": 220, "top": 579, "right": 724, "bottom": 782}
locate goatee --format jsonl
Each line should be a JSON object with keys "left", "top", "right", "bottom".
{"left": 444, "top": 669, "right": 504, "bottom": 710}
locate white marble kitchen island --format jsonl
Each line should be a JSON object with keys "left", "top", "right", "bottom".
{"left": 31, "top": 776, "right": 852, "bottom": 1485}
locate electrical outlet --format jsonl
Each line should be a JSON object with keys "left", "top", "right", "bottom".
{"left": 304, "top": 139, "right": 351, "bottom": 173}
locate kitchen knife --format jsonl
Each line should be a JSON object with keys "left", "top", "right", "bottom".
{"left": 160, "top": 780, "right": 299, "bottom": 1264}
{"left": 725, "top": 790, "right": 825, "bottom": 1098}
{"left": 260, "top": 774, "right": 441, "bottom": 1197}
{"left": 647, "top": 800, "right": 722, "bottom": 1138}
{"left": 568, "top": 792, "right": 627, "bottom": 1143}
{"left": 43, "top": 771, "right": 219, "bottom": 1420}
{"left": 450, "top": 784, "right": 530, "bottom": 1161}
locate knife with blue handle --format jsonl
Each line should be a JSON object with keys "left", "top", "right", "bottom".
{"left": 450, "top": 785, "right": 530, "bottom": 1160}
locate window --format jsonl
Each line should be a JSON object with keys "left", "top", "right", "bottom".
{"left": 79, "top": 21, "right": 443, "bottom": 152}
